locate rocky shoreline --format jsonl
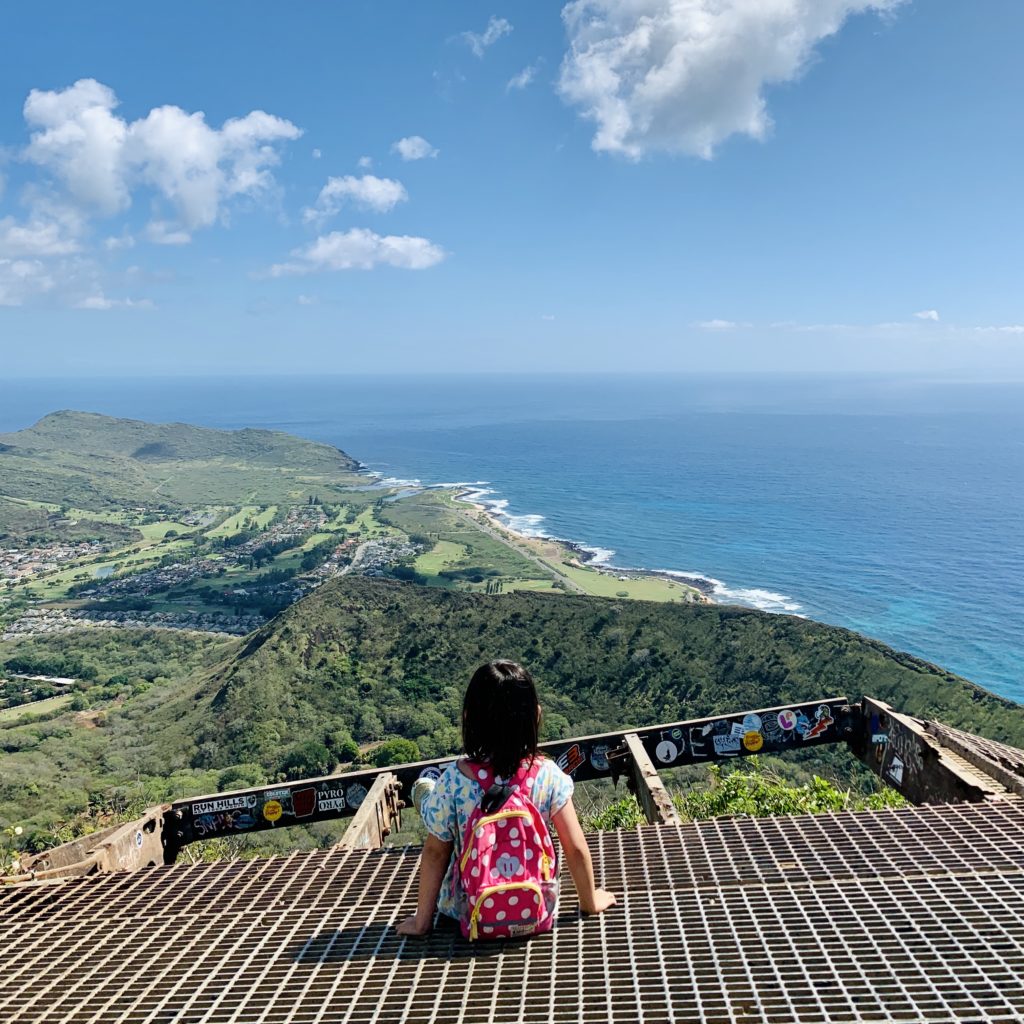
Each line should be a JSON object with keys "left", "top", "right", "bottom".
{"left": 560, "top": 540, "right": 717, "bottom": 596}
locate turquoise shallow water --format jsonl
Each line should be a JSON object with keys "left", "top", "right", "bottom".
{"left": 1, "top": 373, "right": 1022, "bottom": 702}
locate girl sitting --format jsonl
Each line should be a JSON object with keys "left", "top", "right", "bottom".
{"left": 396, "top": 660, "right": 616, "bottom": 938}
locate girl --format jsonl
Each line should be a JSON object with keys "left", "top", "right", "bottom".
{"left": 396, "top": 660, "right": 616, "bottom": 937}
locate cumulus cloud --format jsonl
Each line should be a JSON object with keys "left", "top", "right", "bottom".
{"left": 302, "top": 175, "right": 408, "bottom": 223}
{"left": 914, "top": 309, "right": 940, "bottom": 321}
{"left": 392, "top": 136, "right": 438, "bottom": 161}
{"left": 0, "top": 216, "right": 80, "bottom": 258}
{"left": 312, "top": 148, "right": 322, "bottom": 159}
{"left": 696, "top": 318, "right": 739, "bottom": 330}
{"left": 145, "top": 221, "right": 191, "bottom": 246}
{"left": 23, "top": 78, "right": 302, "bottom": 231}
{"left": 269, "top": 228, "right": 446, "bottom": 274}
{"left": 507, "top": 63, "right": 541, "bottom": 92}
{"left": 75, "top": 293, "right": 154, "bottom": 310}
{"left": 462, "top": 16, "right": 513, "bottom": 57}
{"left": 0, "top": 258, "right": 55, "bottom": 306}
{"left": 558, "top": 0, "right": 903, "bottom": 159}
{"left": 358, "top": 155, "right": 373, "bottom": 169}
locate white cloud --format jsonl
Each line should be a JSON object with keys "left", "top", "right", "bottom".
{"left": 302, "top": 175, "right": 408, "bottom": 223}
{"left": 297, "top": 294, "right": 316, "bottom": 305}
{"left": 541, "top": 313, "right": 556, "bottom": 321}
{"left": 23, "top": 78, "right": 302, "bottom": 231}
{"left": 75, "top": 293, "right": 154, "bottom": 310}
{"left": 312, "top": 148, "right": 322, "bottom": 159}
{"left": 103, "top": 232, "right": 135, "bottom": 251}
{"left": 972, "top": 324, "right": 1024, "bottom": 335}
{"left": 696, "top": 318, "right": 739, "bottom": 330}
{"left": 0, "top": 258, "right": 55, "bottom": 306}
{"left": 357, "top": 156, "right": 373, "bottom": 169}
{"left": 558, "top": 0, "right": 903, "bottom": 159}
{"left": 462, "top": 16, "right": 513, "bottom": 58}
{"left": 507, "top": 64, "right": 541, "bottom": 92}
{"left": 914, "top": 309, "right": 940, "bottom": 321}
{"left": 392, "top": 135, "right": 438, "bottom": 161}
{"left": 269, "top": 228, "right": 446, "bottom": 274}
{"left": 145, "top": 221, "right": 192, "bottom": 246}
{"left": 0, "top": 216, "right": 80, "bottom": 257}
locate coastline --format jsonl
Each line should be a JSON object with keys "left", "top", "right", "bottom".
{"left": 361, "top": 466, "right": 802, "bottom": 613}
{"left": 446, "top": 484, "right": 719, "bottom": 604}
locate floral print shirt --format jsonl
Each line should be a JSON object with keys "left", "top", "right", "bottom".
{"left": 419, "top": 755, "right": 575, "bottom": 919}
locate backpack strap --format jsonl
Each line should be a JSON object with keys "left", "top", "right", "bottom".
{"left": 463, "top": 756, "right": 543, "bottom": 814}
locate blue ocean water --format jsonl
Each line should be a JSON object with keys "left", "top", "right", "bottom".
{"left": 1, "top": 374, "right": 1021, "bottom": 702}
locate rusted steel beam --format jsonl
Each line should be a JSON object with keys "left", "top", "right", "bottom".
{"left": 849, "top": 699, "right": 1007, "bottom": 804}
{"left": 618, "top": 732, "right": 682, "bottom": 825}
{"left": 7, "top": 805, "right": 170, "bottom": 882}
{"left": 335, "top": 773, "right": 401, "bottom": 851}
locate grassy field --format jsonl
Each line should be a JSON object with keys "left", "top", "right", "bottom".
{"left": 414, "top": 539, "right": 469, "bottom": 575}
{"left": 138, "top": 520, "right": 197, "bottom": 541}
{"left": 0, "top": 694, "right": 74, "bottom": 724}
{"left": 554, "top": 563, "right": 696, "bottom": 602}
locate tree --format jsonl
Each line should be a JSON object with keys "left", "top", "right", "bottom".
{"left": 278, "top": 741, "right": 332, "bottom": 781}
{"left": 369, "top": 737, "right": 420, "bottom": 768}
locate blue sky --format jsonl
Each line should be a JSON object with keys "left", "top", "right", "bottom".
{"left": 0, "top": 1, "right": 1021, "bottom": 376}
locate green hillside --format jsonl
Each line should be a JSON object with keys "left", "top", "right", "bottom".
{"left": 0, "top": 411, "right": 364, "bottom": 509}
{"left": 199, "top": 576, "right": 1024, "bottom": 768}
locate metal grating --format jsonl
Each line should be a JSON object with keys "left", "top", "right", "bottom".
{"left": 4, "top": 801, "right": 1024, "bottom": 1023}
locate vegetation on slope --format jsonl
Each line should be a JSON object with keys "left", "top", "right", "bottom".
{"left": 0, "top": 411, "right": 364, "bottom": 509}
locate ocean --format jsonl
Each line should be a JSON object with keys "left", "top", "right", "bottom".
{"left": 1, "top": 373, "right": 1022, "bottom": 703}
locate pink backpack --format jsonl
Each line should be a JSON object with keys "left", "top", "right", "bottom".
{"left": 456, "top": 757, "right": 559, "bottom": 941}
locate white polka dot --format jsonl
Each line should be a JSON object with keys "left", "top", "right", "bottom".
{"left": 496, "top": 911, "right": 506, "bottom": 921}
{"left": 508, "top": 896, "right": 518, "bottom": 906}
{"left": 509, "top": 828, "right": 519, "bottom": 839}
{"left": 484, "top": 898, "right": 494, "bottom": 908}
{"left": 521, "top": 909, "right": 531, "bottom": 919}
{"left": 524, "top": 849, "right": 534, "bottom": 860}
{"left": 471, "top": 867, "right": 479, "bottom": 877}
{"left": 510, "top": 839, "right": 520, "bottom": 848}
{"left": 475, "top": 828, "right": 484, "bottom": 839}
{"left": 498, "top": 820, "right": 507, "bottom": 829}
{"left": 525, "top": 777, "right": 535, "bottom": 788}
{"left": 483, "top": 926, "right": 494, "bottom": 934}
{"left": 471, "top": 849, "right": 478, "bottom": 860}
{"left": 478, "top": 770, "right": 488, "bottom": 781}
{"left": 534, "top": 894, "right": 541, "bottom": 904}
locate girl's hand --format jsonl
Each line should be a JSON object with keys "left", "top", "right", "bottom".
{"left": 396, "top": 913, "right": 433, "bottom": 937}
{"left": 581, "top": 889, "right": 617, "bottom": 915}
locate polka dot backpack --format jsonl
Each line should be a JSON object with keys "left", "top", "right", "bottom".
{"left": 457, "top": 757, "right": 559, "bottom": 941}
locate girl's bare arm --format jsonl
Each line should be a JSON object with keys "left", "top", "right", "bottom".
{"left": 396, "top": 835, "right": 454, "bottom": 936}
{"left": 551, "top": 800, "right": 616, "bottom": 915}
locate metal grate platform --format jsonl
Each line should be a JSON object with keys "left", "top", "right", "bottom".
{"left": 4, "top": 801, "right": 1024, "bottom": 1023}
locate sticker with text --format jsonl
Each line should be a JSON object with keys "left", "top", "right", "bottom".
{"left": 743, "top": 731, "right": 764, "bottom": 752}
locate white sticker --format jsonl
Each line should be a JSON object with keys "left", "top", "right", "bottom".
{"left": 742, "top": 714, "right": 763, "bottom": 732}
{"left": 655, "top": 740, "right": 678, "bottom": 764}
{"left": 713, "top": 735, "right": 742, "bottom": 754}
{"left": 887, "top": 755, "right": 905, "bottom": 786}
{"left": 346, "top": 783, "right": 368, "bottom": 809}
{"left": 135, "top": 830, "right": 144, "bottom": 849}
{"left": 730, "top": 723, "right": 747, "bottom": 739}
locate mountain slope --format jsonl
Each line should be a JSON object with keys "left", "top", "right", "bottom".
{"left": 0, "top": 411, "right": 363, "bottom": 509}
{"left": 194, "top": 576, "right": 1024, "bottom": 769}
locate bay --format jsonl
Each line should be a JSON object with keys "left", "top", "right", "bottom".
{"left": 1, "top": 373, "right": 1021, "bottom": 701}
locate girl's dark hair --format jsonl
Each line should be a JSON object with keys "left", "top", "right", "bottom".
{"left": 462, "top": 660, "right": 540, "bottom": 780}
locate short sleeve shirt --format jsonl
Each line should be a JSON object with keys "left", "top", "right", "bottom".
{"left": 419, "top": 755, "right": 574, "bottom": 919}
